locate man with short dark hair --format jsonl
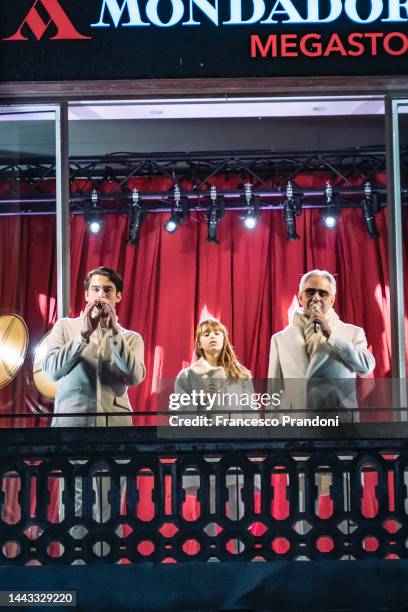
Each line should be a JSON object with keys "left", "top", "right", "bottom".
{"left": 44, "top": 266, "right": 145, "bottom": 426}
{"left": 83, "top": 266, "right": 123, "bottom": 294}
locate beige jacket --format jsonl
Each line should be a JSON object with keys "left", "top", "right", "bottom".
{"left": 175, "top": 357, "right": 255, "bottom": 413}
{"left": 268, "top": 311, "right": 375, "bottom": 414}
{"left": 44, "top": 316, "right": 145, "bottom": 427}
{"left": 175, "top": 357, "right": 256, "bottom": 489}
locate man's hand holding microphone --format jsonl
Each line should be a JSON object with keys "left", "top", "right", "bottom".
{"left": 81, "top": 298, "right": 119, "bottom": 342}
{"left": 310, "top": 303, "right": 331, "bottom": 339}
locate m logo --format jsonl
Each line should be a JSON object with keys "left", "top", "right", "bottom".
{"left": 4, "top": 0, "right": 91, "bottom": 40}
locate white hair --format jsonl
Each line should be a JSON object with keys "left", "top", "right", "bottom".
{"left": 299, "top": 269, "right": 337, "bottom": 296}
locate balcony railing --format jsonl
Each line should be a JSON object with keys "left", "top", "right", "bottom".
{"left": 0, "top": 427, "right": 406, "bottom": 565}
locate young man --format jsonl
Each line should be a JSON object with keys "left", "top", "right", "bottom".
{"left": 44, "top": 266, "right": 145, "bottom": 426}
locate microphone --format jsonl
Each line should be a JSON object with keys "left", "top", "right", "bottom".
{"left": 311, "top": 303, "right": 321, "bottom": 333}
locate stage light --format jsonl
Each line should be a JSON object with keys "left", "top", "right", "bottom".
{"left": 85, "top": 189, "right": 103, "bottom": 235}
{"left": 164, "top": 217, "right": 179, "bottom": 233}
{"left": 164, "top": 185, "right": 188, "bottom": 234}
{"left": 242, "top": 183, "right": 260, "bottom": 230}
{"left": 323, "top": 214, "right": 337, "bottom": 229}
{"left": 243, "top": 214, "right": 257, "bottom": 230}
{"left": 89, "top": 220, "right": 102, "bottom": 234}
{"left": 283, "top": 181, "right": 300, "bottom": 240}
{"left": 322, "top": 182, "right": 338, "bottom": 229}
{"left": 207, "top": 185, "right": 224, "bottom": 243}
{"left": 127, "top": 189, "right": 144, "bottom": 245}
{"left": 207, "top": 206, "right": 219, "bottom": 243}
{"left": 362, "top": 182, "right": 380, "bottom": 238}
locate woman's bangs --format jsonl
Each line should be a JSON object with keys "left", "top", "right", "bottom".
{"left": 199, "top": 321, "right": 224, "bottom": 335}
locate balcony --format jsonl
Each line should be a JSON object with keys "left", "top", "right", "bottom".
{"left": 0, "top": 426, "right": 407, "bottom": 610}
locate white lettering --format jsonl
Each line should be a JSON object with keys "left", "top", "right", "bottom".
{"left": 183, "top": 0, "right": 219, "bottom": 25}
{"left": 91, "top": 0, "right": 149, "bottom": 27}
{"left": 90, "top": 0, "right": 404, "bottom": 27}
{"left": 224, "top": 0, "right": 265, "bottom": 24}
{"left": 304, "top": 0, "right": 343, "bottom": 23}
{"left": 146, "top": 0, "right": 184, "bottom": 26}
{"left": 271, "top": 392, "right": 282, "bottom": 406}
{"left": 206, "top": 393, "right": 216, "bottom": 410}
{"left": 215, "top": 415, "right": 228, "bottom": 425}
{"left": 169, "top": 393, "right": 180, "bottom": 410}
{"left": 179, "top": 393, "right": 192, "bottom": 406}
{"left": 261, "top": 0, "right": 305, "bottom": 23}
{"left": 344, "top": 0, "right": 383, "bottom": 22}
{"left": 383, "top": 0, "right": 408, "bottom": 20}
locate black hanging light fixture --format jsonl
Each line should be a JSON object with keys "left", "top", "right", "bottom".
{"left": 242, "top": 182, "right": 260, "bottom": 230}
{"left": 127, "top": 189, "right": 144, "bottom": 245}
{"left": 362, "top": 181, "right": 380, "bottom": 238}
{"left": 282, "top": 181, "right": 300, "bottom": 240}
{"left": 322, "top": 181, "right": 339, "bottom": 229}
{"left": 207, "top": 185, "right": 224, "bottom": 243}
{"left": 85, "top": 188, "right": 102, "bottom": 235}
{"left": 164, "top": 184, "right": 188, "bottom": 233}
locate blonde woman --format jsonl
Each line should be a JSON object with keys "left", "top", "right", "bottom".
{"left": 175, "top": 319, "right": 256, "bottom": 536}
{"left": 175, "top": 318, "right": 254, "bottom": 412}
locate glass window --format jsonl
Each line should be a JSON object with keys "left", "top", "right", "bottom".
{"left": 0, "top": 107, "right": 57, "bottom": 427}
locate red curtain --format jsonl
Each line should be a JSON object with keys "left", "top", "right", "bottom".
{"left": 0, "top": 175, "right": 405, "bottom": 561}
{"left": 69, "top": 205, "right": 393, "bottom": 425}
{"left": 0, "top": 171, "right": 407, "bottom": 421}
{"left": 0, "top": 193, "right": 404, "bottom": 423}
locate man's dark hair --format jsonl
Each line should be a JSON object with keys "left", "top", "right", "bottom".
{"left": 84, "top": 267, "right": 123, "bottom": 293}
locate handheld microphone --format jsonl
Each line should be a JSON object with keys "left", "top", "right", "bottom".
{"left": 311, "top": 303, "right": 321, "bottom": 333}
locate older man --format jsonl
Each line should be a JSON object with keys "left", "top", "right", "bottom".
{"left": 268, "top": 269, "right": 375, "bottom": 416}
{"left": 44, "top": 266, "right": 145, "bottom": 426}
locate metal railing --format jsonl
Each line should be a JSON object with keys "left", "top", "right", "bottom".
{"left": 0, "top": 427, "right": 406, "bottom": 565}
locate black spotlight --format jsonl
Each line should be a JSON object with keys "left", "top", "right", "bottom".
{"left": 164, "top": 185, "right": 188, "bottom": 234}
{"left": 85, "top": 189, "right": 102, "bottom": 235}
{"left": 207, "top": 185, "right": 224, "bottom": 243}
{"left": 283, "top": 181, "right": 300, "bottom": 240}
{"left": 322, "top": 181, "right": 339, "bottom": 229}
{"left": 164, "top": 213, "right": 182, "bottom": 234}
{"left": 207, "top": 205, "right": 219, "bottom": 242}
{"left": 127, "top": 189, "right": 144, "bottom": 245}
{"left": 242, "top": 183, "right": 260, "bottom": 230}
{"left": 362, "top": 182, "right": 380, "bottom": 238}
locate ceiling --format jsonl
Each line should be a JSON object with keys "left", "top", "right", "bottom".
{"left": 0, "top": 97, "right": 387, "bottom": 122}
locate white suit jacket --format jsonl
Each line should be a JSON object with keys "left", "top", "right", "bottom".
{"left": 44, "top": 317, "right": 145, "bottom": 426}
{"left": 268, "top": 315, "right": 375, "bottom": 413}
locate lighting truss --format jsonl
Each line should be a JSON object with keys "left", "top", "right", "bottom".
{"left": 0, "top": 146, "right": 394, "bottom": 217}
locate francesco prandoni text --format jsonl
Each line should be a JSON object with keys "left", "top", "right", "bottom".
{"left": 168, "top": 414, "right": 340, "bottom": 427}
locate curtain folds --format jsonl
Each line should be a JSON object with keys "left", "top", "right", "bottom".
{"left": 0, "top": 202, "right": 401, "bottom": 422}
{"left": 0, "top": 173, "right": 404, "bottom": 560}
